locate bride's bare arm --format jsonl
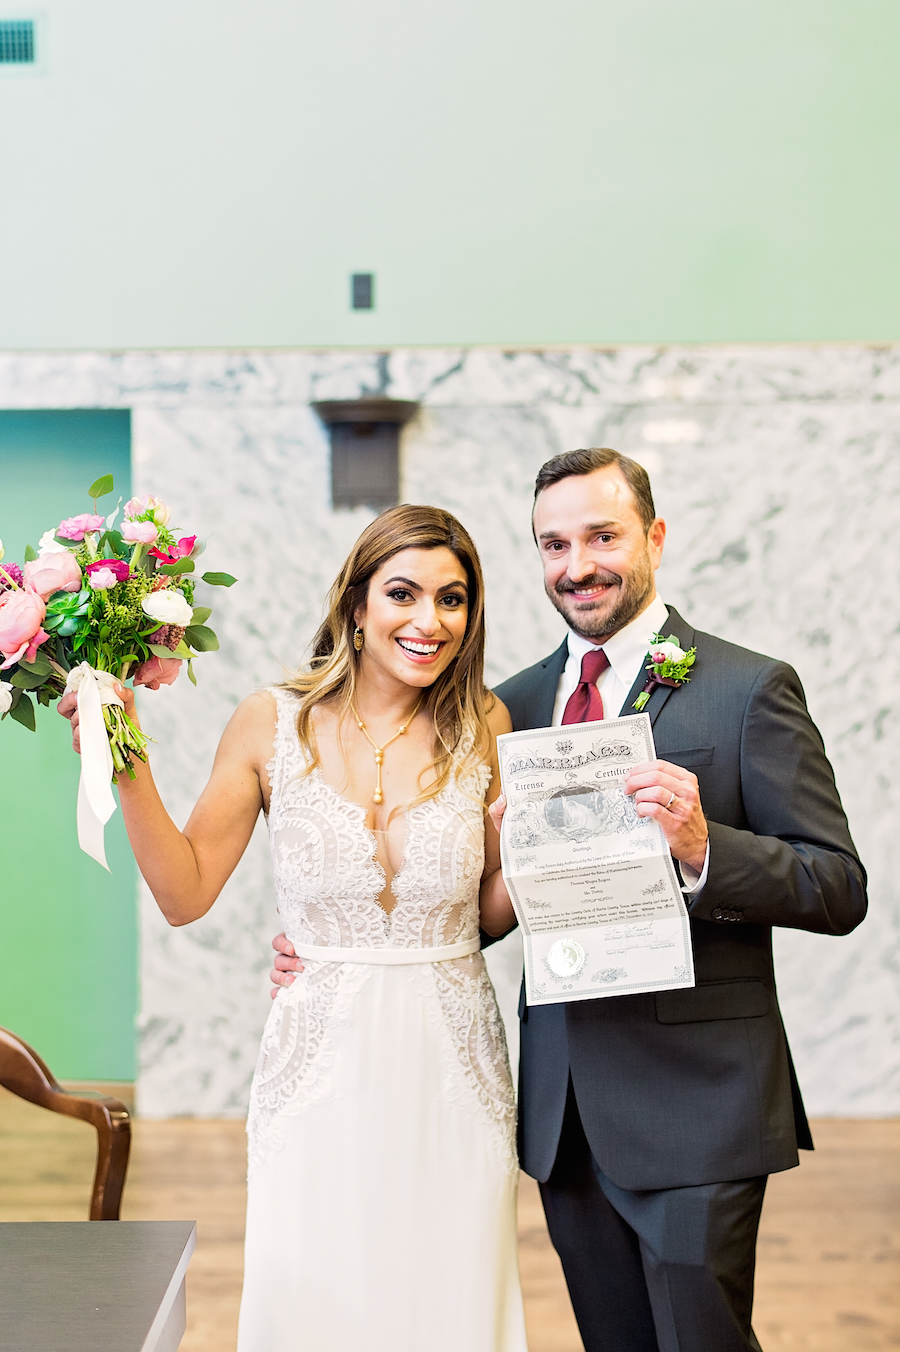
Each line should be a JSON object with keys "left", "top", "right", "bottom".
{"left": 58, "top": 686, "right": 272, "bottom": 926}
{"left": 479, "top": 696, "right": 517, "bottom": 938}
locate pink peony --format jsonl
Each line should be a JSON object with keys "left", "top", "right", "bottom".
{"left": 123, "top": 495, "right": 171, "bottom": 527}
{"left": 57, "top": 513, "right": 106, "bottom": 541}
{"left": 0, "top": 590, "right": 49, "bottom": 669}
{"left": 121, "top": 519, "right": 159, "bottom": 544}
{"left": 132, "top": 654, "right": 182, "bottom": 690}
{"left": 23, "top": 550, "right": 82, "bottom": 600}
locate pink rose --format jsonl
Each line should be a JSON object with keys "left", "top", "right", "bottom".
{"left": 57, "top": 513, "right": 106, "bottom": 541}
{"left": 132, "top": 655, "right": 182, "bottom": 690}
{"left": 121, "top": 519, "right": 159, "bottom": 544}
{"left": 85, "top": 559, "right": 129, "bottom": 589}
{"left": 0, "top": 590, "right": 49, "bottom": 669}
{"left": 23, "top": 550, "right": 83, "bottom": 600}
{"left": 123, "top": 495, "right": 171, "bottom": 527}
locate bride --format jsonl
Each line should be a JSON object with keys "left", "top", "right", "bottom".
{"left": 60, "top": 504, "right": 526, "bottom": 1352}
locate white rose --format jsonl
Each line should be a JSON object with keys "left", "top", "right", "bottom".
{"left": 0, "top": 681, "right": 13, "bottom": 715}
{"left": 141, "top": 589, "right": 193, "bottom": 626}
{"left": 38, "top": 528, "right": 69, "bottom": 554}
{"left": 650, "top": 641, "right": 685, "bottom": 664}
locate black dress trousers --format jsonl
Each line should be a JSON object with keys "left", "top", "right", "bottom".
{"left": 539, "top": 1085, "right": 767, "bottom": 1352}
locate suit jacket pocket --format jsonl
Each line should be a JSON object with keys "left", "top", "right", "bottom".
{"left": 656, "top": 745, "right": 715, "bottom": 769}
{"left": 655, "top": 979, "right": 769, "bottom": 1023}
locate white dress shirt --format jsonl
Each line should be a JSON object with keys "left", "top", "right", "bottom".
{"left": 550, "top": 593, "right": 709, "bottom": 893}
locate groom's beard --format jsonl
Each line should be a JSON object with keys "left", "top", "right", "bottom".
{"left": 546, "top": 551, "right": 655, "bottom": 642}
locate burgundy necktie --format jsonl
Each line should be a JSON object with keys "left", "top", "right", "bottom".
{"left": 562, "top": 647, "right": 610, "bottom": 724}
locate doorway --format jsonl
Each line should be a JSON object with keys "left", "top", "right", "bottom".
{"left": 0, "top": 410, "right": 137, "bottom": 1080}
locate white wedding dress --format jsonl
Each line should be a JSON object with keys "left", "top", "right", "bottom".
{"left": 237, "top": 689, "right": 527, "bottom": 1352}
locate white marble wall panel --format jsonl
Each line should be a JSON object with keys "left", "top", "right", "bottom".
{"left": 1, "top": 346, "right": 896, "bottom": 1117}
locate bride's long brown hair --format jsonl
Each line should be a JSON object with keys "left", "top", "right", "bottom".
{"left": 283, "top": 504, "right": 493, "bottom": 806}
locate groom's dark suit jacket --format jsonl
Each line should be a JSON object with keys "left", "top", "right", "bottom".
{"left": 494, "top": 606, "right": 867, "bottom": 1193}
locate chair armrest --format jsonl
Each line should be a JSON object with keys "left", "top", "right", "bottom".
{"left": 0, "top": 1026, "right": 131, "bottom": 1220}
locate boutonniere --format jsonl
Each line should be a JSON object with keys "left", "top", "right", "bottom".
{"left": 633, "top": 633, "right": 697, "bottom": 711}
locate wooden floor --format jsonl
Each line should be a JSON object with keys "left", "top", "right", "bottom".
{"left": 1, "top": 1088, "right": 897, "bottom": 1350}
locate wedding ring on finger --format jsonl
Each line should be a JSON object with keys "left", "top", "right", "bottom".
{"left": 666, "top": 792, "right": 677, "bottom": 810}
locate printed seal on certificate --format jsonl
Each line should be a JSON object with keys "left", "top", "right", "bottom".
{"left": 545, "top": 938, "right": 587, "bottom": 981}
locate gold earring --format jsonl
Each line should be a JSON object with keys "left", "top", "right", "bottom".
{"left": 353, "top": 626, "right": 364, "bottom": 651}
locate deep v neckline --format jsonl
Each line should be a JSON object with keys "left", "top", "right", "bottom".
{"left": 311, "top": 766, "right": 419, "bottom": 917}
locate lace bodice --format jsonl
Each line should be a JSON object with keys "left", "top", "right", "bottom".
{"left": 247, "top": 688, "right": 517, "bottom": 1174}
{"left": 265, "top": 689, "right": 488, "bottom": 951}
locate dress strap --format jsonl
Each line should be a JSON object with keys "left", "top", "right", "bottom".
{"left": 289, "top": 937, "right": 480, "bottom": 965}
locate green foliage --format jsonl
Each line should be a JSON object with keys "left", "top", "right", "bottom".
{"left": 99, "top": 529, "right": 126, "bottom": 559}
{"left": 88, "top": 474, "right": 114, "bottom": 500}
{"left": 148, "top": 644, "right": 177, "bottom": 659}
{"left": 23, "top": 544, "right": 37, "bottom": 562}
{"left": 190, "top": 606, "right": 212, "bottom": 625}
{"left": 158, "top": 558, "right": 194, "bottom": 576}
{"left": 8, "top": 692, "right": 35, "bottom": 730}
{"left": 18, "top": 653, "right": 53, "bottom": 676}
{"left": 185, "top": 624, "right": 219, "bottom": 652}
{"left": 11, "top": 668, "right": 49, "bottom": 690}
{"left": 187, "top": 659, "right": 197, "bottom": 686}
{"left": 201, "top": 571, "right": 236, "bottom": 587}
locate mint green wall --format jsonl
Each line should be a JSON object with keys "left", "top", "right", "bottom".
{"left": 0, "top": 0, "right": 898, "bottom": 347}
{"left": 0, "top": 412, "right": 136, "bottom": 1080}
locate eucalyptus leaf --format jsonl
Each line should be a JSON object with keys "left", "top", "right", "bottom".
{"left": 8, "top": 693, "right": 35, "bottom": 730}
{"left": 190, "top": 606, "right": 212, "bottom": 625}
{"left": 148, "top": 644, "right": 178, "bottom": 659}
{"left": 201, "top": 571, "right": 236, "bottom": 587}
{"left": 88, "top": 474, "right": 114, "bottom": 499}
{"left": 185, "top": 624, "right": 219, "bottom": 652}
{"left": 23, "top": 544, "right": 37, "bottom": 563}
{"left": 11, "top": 669, "right": 48, "bottom": 690}
{"left": 17, "top": 653, "right": 53, "bottom": 676}
{"left": 172, "top": 640, "right": 193, "bottom": 660}
{"left": 100, "top": 529, "right": 126, "bottom": 559}
{"left": 158, "top": 559, "right": 194, "bottom": 576}
{"left": 187, "top": 659, "right": 197, "bottom": 687}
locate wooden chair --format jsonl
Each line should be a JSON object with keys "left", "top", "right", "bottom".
{"left": 0, "top": 1025, "right": 131, "bottom": 1220}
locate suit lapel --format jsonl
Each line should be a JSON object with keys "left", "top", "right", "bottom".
{"left": 620, "top": 605, "right": 696, "bottom": 729}
{"left": 529, "top": 639, "right": 568, "bottom": 728}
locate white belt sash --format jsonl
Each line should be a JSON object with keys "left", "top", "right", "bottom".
{"left": 289, "top": 937, "right": 480, "bottom": 965}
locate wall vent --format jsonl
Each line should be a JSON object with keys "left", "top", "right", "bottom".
{"left": 0, "top": 20, "right": 34, "bottom": 62}
{"left": 313, "top": 397, "right": 419, "bottom": 511}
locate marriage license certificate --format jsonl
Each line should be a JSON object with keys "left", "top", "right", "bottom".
{"left": 497, "top": 714, "right": 695, "bottom": 1006}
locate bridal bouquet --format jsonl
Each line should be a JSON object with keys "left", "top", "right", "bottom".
{"left": 0, "top": 474, "right": 235, "bottom": 866}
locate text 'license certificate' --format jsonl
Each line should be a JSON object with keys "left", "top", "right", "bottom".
{"left": 497, "top": 714, "right": 695, "bottom": 1006}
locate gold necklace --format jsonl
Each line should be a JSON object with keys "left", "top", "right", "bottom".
{"left": 351, "top": 697, "right": 424, "bottom": 805}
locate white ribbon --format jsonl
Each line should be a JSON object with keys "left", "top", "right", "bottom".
{"left": 65, "top": 663, "right": 124, "bottom": 871}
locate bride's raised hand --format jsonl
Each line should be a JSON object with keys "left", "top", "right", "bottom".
{"left": 57, "top": 681, "right": 138, "bottom": 755}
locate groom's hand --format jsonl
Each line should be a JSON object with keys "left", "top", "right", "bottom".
{"left": 625, "top": 759, "right": 708, "bottom": 874}
{"left": 270, "top": 933, "right": 304, "bottom": 999}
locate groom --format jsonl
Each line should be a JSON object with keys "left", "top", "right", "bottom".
{"left": 274, "top": 447, "right": 866, "bottom": 1351}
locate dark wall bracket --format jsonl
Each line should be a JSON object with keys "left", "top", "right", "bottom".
{"left": 312, "top": 397, "right": 419, "bottom": 512}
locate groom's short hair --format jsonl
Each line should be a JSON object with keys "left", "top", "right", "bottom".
{"left": 534, "top": 447, "right": 656, "bottom": 533}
